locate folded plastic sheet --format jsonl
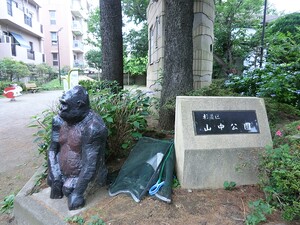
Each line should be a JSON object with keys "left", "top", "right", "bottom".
{"left": 108, "top": 137, "right": 175, "bottom": 203}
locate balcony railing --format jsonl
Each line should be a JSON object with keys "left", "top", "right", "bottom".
{"left": 27, "top": 50, "right": 35, "bottom": 60}
{"left": 72, "top": 21, "right": 83, "bottom": 35}
{"left": 73, "top": 40, "right": 84, "bottom": 52}
{"left": 0, "top": 42, "right": 43, "bottom": 64}
{"left": 73, "top": 60, "right": 84, "bottom": 68}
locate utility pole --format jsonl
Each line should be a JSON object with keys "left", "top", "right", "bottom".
{"left": 260, "top": 0, "right": 267, "bottom": 68}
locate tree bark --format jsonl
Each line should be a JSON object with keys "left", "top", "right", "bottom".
{"left": 159, "top": 0, "right": 194, "bottom": 130}
{"left": 100, "top": 0, "right": 123, "bottom": 87}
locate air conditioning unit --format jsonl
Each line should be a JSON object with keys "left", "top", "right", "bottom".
{"left": 0, "top": 35, "right": 11, "bottom": 43}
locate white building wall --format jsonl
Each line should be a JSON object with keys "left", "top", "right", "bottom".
{"left": 0, "top": 0, "right": 44, "bottom": 64}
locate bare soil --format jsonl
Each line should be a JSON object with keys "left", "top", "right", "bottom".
{"left": 80, "top": 184, "right": 299, "bottom": 225}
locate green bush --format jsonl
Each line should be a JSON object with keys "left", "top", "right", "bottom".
{"left": 190, "top": 79, "right": 237, "bottom": 97}
{"left": 79, "top": 80, "right": 121, "bottom": 94}
{"left": 259, "top": 121, "right": 300, "bottom": 220}
{"left": 227, "top": 65, "right": 300, "bottom": 108}
{"left": 85, "top": 81, "right": 153, "bottom": 159}
{"left": 29, "top": 107, "right": 59, "bottom": 164}
{"left": 264, "top": 98, "right": 300, "bottom": 133}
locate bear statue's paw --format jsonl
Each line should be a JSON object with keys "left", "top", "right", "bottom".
{"left": 68, "top": 193, "right": 85, "bottom": 210}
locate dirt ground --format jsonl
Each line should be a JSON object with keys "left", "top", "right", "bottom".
{"left": 81, "top": 185, "right": 299, "bottom": 225}
{"left": 1, "top": 91, "right": 300, "bottom": 225}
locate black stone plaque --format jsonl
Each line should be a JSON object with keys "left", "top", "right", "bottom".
{"left": 193, "top": 110, "right": 260, "bottom": 135}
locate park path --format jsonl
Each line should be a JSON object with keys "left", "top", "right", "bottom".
{"left": 0, "top": 90, "right": 63, "bottom": 204}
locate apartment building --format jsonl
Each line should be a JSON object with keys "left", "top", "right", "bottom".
{"left": 40, "top": 0, "right": 90, "bottom": 71}
{"left": 0, "top": 0, "right": 44, "bottom": 64}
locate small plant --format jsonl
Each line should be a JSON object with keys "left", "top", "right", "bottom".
{"left": 245, "top": 199, "right": 273, "bottom": 225}
{"left": 172, "top": 176, "right": 180, "bottom": 188}
{"left": 223, "top": 181, "right": 236, "bottom": 191}
{"left": 0, "top": 194, "right": 15, "bottom": 214}
{"left": 65, "top": 215, "right": 85, "bottom": 225}
{"left": 86, "top": 215, "right": 106, "bottom": 225}
{"left": 29, "top": 107, "right": 59, "bottom": 164}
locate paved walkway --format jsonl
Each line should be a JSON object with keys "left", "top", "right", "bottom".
{"left": 0, "top": 90, "right": 63, "bottom": 203}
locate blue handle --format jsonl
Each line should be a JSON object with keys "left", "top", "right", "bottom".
{"left": 149, "top": 181, "right": 165, "bottom": 195}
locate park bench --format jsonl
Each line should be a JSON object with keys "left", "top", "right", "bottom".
{"left": 25, "top": 83, "right": 40, "bottom": 93}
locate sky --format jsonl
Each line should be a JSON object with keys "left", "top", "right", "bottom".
{"left": 268, "top": 0, "right": 300, "bottom": 13}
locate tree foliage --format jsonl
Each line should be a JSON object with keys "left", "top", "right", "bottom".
{"left": 85, "top": 49, "right": 102, "bottom": 71}
{"left": 266, "top": 30, "right": 300, "bottom": 66}
{"left": 84, "top": 1, "right": 149, "bottom": 78}
{"left": 34, "top": 63, "right": 56, "bottom": 82}
{"left": 0, "top": 58, "right": 30, "bottom": 81}
{"left": 85, "top": 7, "right": 101, "bottom": 48}
{"left": 124, "top": 56, "right": 147, "bottom": 76}
{"left": 122, "top": 0, "right": 148, "bottom": 24}
{"left": 124, "top": 23, "right": 148, "bottom": 59}
{"left": 265, "top": 13, "right": 300, "bottom": 66}
{"left": 214, "top": 0, "right": 264, "bottom": 77}
{"left": 122, "top": 1, "right": 148, "bottom": 76}
{"left": 266, "top": 12, "right": 300, "bottom": 35}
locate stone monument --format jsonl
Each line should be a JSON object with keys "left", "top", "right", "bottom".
{"left": 174, "top": 96, "right": 272, "bottom": 189}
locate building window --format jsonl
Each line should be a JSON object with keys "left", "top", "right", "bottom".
{"left": 149, "top": 26, "right": 154, "bottom": 64}
{"left": 49, "top": 10, "right": 56, "bottom": 25}
{"left": 29, "top": 42, "right": 33, "bottom": 51}
{"left": 51, "top": 32, "right": 58, "bottom": 45}
{"left": 27, "top": 42, "right": 35, "bottom": 60}
{"left": 52, "top": 53, "right": 58, "bottom": 66}
{"left": 7, "top": 0, "right": 12, "bottom": 16}
{"left": 155, "top": 16, "right": 160, "bottom": 48}
{"left": 24, "top": 13, "right": 32, "bottom": 27}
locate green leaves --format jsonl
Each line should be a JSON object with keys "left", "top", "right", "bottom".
{"left": 0, "top": 194, "right": 15, "bottom": 214}
{"left": 214, "top": 0, "right": 264, "bottom": 76}
{"left": 227, "top": 63, "right": 300, "bottom": 107}
{"left": 246, "top": 199, "right": 273, "bottom": 225}
{"left": 260, "top": 137, "right": 300, "bottom": 220}
{"left": 65, "top": 215, "right": 85, "bottom": 225}
{"left": 81, "top": 80, "right": 153, "bottom": 159}
{"left": 223, "top": 181, "right": 236, "bottom": 190}
{"left": 0, "top": 57, "right": 31, "bottom": 81}
{"left": 29, "top": 107, "right": 59, "bottom": 162}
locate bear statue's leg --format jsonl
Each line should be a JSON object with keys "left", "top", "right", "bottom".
{"left": 62, "top": 177, "right": 78, "bottom": 197}
{"left": 68, "top": 193, "right": 85, "bottom": 210}
{"left": 48, "top": 175, "right": 63, "bottom": 199}
{"left": 61, "top": 177, "right": 85, "bottom": 210}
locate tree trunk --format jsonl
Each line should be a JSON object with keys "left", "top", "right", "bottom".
{"left": 100, "top": 0, "right": 123, "bottom": 88}
{"left": 159, "top": 0, "right": 194, "bottom": 130}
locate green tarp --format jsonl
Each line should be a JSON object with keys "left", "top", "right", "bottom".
{"left": 109, "top": 137, "right": 175, "bottom": 203}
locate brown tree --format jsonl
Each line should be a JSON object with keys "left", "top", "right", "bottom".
{"left": 100, "top": 0, "right": 123, "bottom": 87}
{"left": 159, "top": 0, "right": 194, "bottom": 130}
